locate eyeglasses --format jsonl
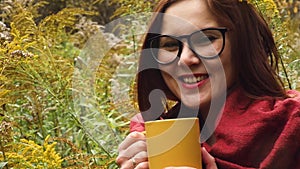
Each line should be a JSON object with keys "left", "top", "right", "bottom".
{"left": 148, "top": 27, "right": 227, "bottom": 64}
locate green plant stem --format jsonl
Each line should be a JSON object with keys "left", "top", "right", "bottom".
{"left": 0, "top": 140, "right": 9, "bottom": 169}
{"left": 279, "top": 54, "right": 292, "bottom": 89}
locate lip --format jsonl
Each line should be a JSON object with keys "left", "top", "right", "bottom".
{"left": 179, "top": 73, "right": 209, "bottom": 89}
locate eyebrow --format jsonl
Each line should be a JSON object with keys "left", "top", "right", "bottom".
{"left": 160, "top": 25, "right": 222, "bottom": 35}
{"left": 159, "top": 27, "right": 226, "bottom": 36}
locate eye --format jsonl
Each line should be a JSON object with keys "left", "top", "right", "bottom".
{"left": 192, "top": 31, "right": 222, "bottom": 46}
{"left": 197, "top": 36, "right": 217, "bottom": 45}
{"left": 159, "top": 37, "right": 179, "bottom": 51}
{"left": 207, "top": 35, "right": 218, "bottom": 41}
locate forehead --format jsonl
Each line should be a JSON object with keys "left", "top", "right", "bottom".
{"left": 161, "top": 0, "right": 219, "bottom": 35}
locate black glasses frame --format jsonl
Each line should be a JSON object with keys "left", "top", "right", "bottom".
{"left": 148, "top": 27, "right": 228, "bottom": 65}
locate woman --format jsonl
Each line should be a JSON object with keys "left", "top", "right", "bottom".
{"left": 116, "top": 0, "right": 300, "bottom": 168}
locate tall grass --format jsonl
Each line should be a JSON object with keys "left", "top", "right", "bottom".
{"left": 0, "top": 0, "right": 299, "bottom": 168}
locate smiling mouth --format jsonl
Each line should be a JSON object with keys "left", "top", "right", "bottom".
{"left": 180, "top": 74, "right": 209, "bottom": 84}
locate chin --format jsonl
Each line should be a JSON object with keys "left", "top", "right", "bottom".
{"left": 181, "top": 96, "right": 201, "bottom": 109}
{"left": 181, "top": 93, "right": 211, "bottom": 111}
{"left": 183, "top": 103, "right": 199, "bottom": 110}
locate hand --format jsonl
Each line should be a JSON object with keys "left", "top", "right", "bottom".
{"left": 163, "top": 147, "right": 217, "bottom": 169}
{"left": 163, "top": 167, "right": 196, "bottom": 169}
{"left": 201, "top": 147, "right": 217, "bottom": 169}
{"left": 116, "top": 131, "right": 149, "bottom": 169}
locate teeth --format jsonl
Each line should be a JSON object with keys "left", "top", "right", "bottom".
{"left": 183, "top": 76, "right": 207, "bottom": 84}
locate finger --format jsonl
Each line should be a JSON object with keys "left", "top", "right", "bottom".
{"left": 201, "top": 147, "right": 217, "bottom": 169}
{"left": 116, "top": 155, "right": 127, "bottom": 166}
{"left": 118, "top": 150, "right": 147, "bottom": 168}
{"left": 119, "top": 140, "right": 147, "bottom": 158}
{"left": 118, "top": 158, "right": 136, "bottom": 169}
{"left": 134, "top": 151, "right": 148, "bottom": 163}
{"left": 117, "top": 139, "right": 147, "bottom": 166}
{"left": 117, "top": 150, "right": 148, "bottom": 167}
{"left": 117, "top": 133, "right": 147, "bottom": 167}
{"left": 135, "top": 161, "right": 149, "bottom": 169}
{"left": 163, "top": 167, "right": 196, "bottom": 169}
{"left": 118, "top": 132, "right": 146, "bottom": 151}
{"left": 119, "top": 158, "right": 148, "bottom": 169}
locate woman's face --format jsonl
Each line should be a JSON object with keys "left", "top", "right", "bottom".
{"left": 158, "top": 0, "right": 235, "bottom": 113}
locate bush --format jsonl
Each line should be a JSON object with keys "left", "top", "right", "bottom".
{"left": 0, "top": 0, "right": 299, "bottom": 168}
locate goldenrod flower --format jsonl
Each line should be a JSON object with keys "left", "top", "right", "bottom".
{"left": 0, "top": 135, "right": 62, "bottom": 168}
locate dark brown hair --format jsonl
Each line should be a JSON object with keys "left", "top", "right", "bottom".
{"left": 136, "top": 0, "right": 287, "bottom": 113}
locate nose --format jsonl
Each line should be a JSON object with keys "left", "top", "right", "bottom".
{"left": 178, "top": 43, "right": 201, "bottom": 66}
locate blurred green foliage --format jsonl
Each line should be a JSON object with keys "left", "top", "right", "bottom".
{"left": 0, "top": 0, "right": 299, "bottom": 168}
{"left": 249, "top": 0, "right": 300, "bottom": 89}
{"left": 0, "top": 0, "right": 124, "bottom": 168}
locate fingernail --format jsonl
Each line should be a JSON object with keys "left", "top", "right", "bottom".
{"left": 131, "top": 132, "right": 139, "bottom": 138}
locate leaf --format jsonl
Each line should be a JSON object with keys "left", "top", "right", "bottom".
{"left": 0, "top": 162, "right": 8, "bottom": 169}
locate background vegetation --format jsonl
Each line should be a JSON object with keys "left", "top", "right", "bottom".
{"left": 0, "top": 0, "right": 299, "bottom": 168}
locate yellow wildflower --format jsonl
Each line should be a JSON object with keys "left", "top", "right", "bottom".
{"left": 0, "top": 135, "right": 63, "bottom": 168}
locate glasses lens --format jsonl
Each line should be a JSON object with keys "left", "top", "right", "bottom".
{"left": 190, "top": 29, "right": 224, "bottom": 58}
{"left": 150, "top": 36, "right": 179, "bottom": 64}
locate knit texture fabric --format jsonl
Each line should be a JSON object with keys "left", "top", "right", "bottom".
{"left": 129, "top": 87, "right": 300, "bottom": 169}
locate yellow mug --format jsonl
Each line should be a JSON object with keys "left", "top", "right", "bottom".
{"left": 145, "top": 117, "right": 202, "bottom": 168}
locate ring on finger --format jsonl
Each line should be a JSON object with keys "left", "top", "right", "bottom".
{"left": 131, "top": 158, "right": 137, "bottom": 168}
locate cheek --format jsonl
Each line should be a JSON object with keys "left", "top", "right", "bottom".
{"left": 159, "top": 65, "right": 176, "bottom": 83}
{"left": 159, "top": 67, "right": 181, "bottom": 97}
{"left": 203, "top": 39, "right": 234, "bottom": 90}
{"left": 220, "top": 41, "right": 235, "bottom": 87}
